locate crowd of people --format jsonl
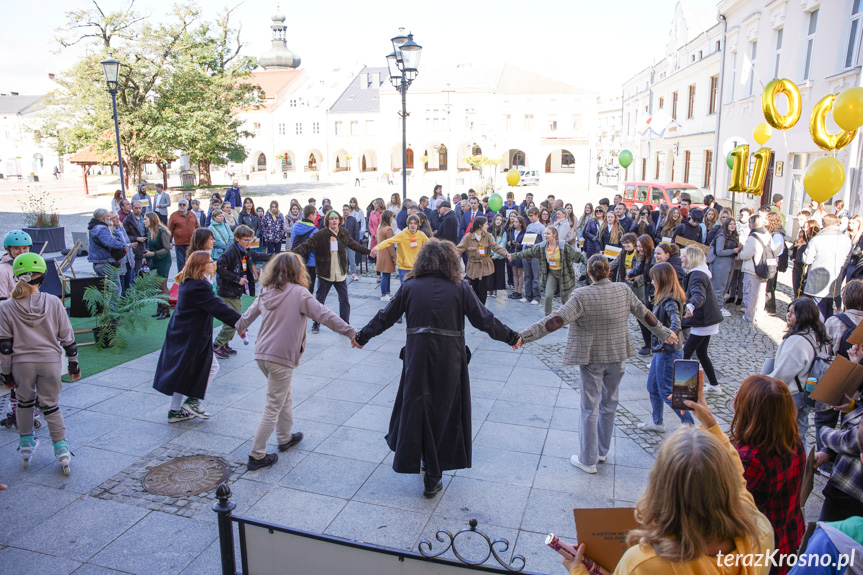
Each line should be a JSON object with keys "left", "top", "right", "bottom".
{"left": 5, "top": 180, "right": 863, "bottom": 573}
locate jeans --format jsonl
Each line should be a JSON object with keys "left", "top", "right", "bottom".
{"left": 346, "top": 248, "right": 357, "bottom": 275}
{"left": 250, "top": 360, "right": 295, "bottom": 459}
{"left": 311, "top": 278, "right": 350, "bottom": 330}
{"left": 819, "top": 483, "right": 863, "bottom": 522}
{"left": 577, "top": 361, "right": 626, "bottom": 466}
{"left": 265, "top": 241, "right": 282, "bottom": 255}
{"left": 92, "top": 263, "right": 122, "bottom": 303}
{"left": 120, "top": 266, "right": 133, "bottom": 295}
{"left": 174, "top": 245, "right": 188, "bottom": 273}
{"left": 682, "top": 334, "right": 718, "bottom": 387}
{"left": 793, "top": 392, "right": 811, "bottom": 448}
{"left": 742, "top": 272, "right": 766, "bottom": 323}
{"left": 398, "top": 268, "right": 408, "bottom": 284}
{"left": 646, "top": 350, "right": 694, "bottom": 425}
{"left": 544, "top": 269, "right": 572, "bottom": 315}
{"left": 523, "top": 258, "right": 541, "bottom": 301}
{"left": 214, "top": 297, "right": 242, "bottom": 347}
{"left": 380, "top": 272, "right": 392, "bottom": 296}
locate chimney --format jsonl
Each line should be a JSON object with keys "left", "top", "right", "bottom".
{"left": 372, "top": 72, "right": 380, "bottom": 86}
{"left": 360, "top": 73, "right": 369, "bottom": 89}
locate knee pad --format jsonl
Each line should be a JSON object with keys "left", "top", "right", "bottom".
{"left": 17, "top": 397, "right": 36, "bottom": 409}
{"left": 41, "top": 404, "right": 60, "bottom": 416}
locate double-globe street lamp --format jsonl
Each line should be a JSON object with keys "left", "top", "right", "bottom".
{"left": 100, "top": 55, "right": 126, "bottom": 199}
{"left": 386, "top": 29, "right": 422, "bottom": 203}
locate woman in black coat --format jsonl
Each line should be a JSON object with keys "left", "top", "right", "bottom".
{"left": 629, "top": 234, "right": 655, "bottom": 356}
{"left": 680, "top": 246, "right": 724, "bottom": 394}
{"left": 354, "top": 239, "right": 519, "bottom": 498}
{"left": 153, "top": 251, "right": 243, "bottom": 422}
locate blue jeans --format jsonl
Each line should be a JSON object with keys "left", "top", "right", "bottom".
{"left": 346, "top": 248, "right": 357, "bottom": 275}
{"left": 174, "top": 245, "right": 188, "bottom": 273}
{"left": 646, "top": 349, "right": 694, "bottom": 425}
{"left": 380, "top": 272, "right": 392, "bottom": 296}
{"left": 266, "top": 242, "right": 282, "bottom": 255}
{"left": 398, "top": 268, "right": 408, "bottom": 285}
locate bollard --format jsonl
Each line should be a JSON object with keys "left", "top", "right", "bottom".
{"left": 213, "top": 483, "right": 237, "bottom": 575}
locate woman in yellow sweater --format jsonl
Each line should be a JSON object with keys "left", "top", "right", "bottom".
{"left": 554, "top": 373, "right": 774, "bottom": 575}
{"left": 370, "top": 214, "right": 429, "bottom": 284}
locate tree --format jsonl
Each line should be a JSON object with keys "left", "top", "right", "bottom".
{"left": 150, "top": 6, "right": 258, "bottom": 186}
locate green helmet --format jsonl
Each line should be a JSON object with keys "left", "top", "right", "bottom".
{"left": 3, "top": 231, "right": 32, "bottom": 249}
{"left": 12, "top": 253, "right": 47, "bottom": 277}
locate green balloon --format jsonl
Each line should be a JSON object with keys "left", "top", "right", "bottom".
{"left": 488, "top": 193, "right": 503, "bottom": 212}
{"left": 726, "top": 152, "right": 735, "bottom": 169}
{"left": 618, "top": 150, "right": 633, "bottom": 169}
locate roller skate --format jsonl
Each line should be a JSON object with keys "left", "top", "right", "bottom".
{"left": 18, "top": 434, "right": 37, "bottom": 469}
{"left": 53, "top": 440, "right": 71, "bottom": 476}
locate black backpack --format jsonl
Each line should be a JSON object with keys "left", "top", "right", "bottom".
{"left": 777, "top": 240, "right": 790, "bottom": 273}
{"left": 834, "top": 314, "right": 858, "bottom": 359}
{"left": 752, "top": 235, "right": 778, "bottom": 280}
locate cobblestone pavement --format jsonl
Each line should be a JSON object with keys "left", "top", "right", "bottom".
{"left": 0, "top": 263, "right": 826, "bottom": 574}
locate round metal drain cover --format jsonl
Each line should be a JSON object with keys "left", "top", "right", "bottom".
{"left": 142, "top": 456, "right": 231, "bottom": 497}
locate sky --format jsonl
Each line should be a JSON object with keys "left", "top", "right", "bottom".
{"left": 0, "top": 0, "right": 719, "bottom": 98}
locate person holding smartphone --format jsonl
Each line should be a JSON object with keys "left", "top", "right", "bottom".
{"left": 638, "top": 262, "right": 694, "bottom": 432}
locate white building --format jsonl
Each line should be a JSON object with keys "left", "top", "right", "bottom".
{"left": 597, "top": 95, "right": 623, "bottom": 171}
{"left": 0, "top": 94, "right": 60, "bottom": 181}
{"left": 716, "top": 0, "right": 863, "bottom": 221}
{"left": 621, "top": 2, "right": 722, "bottom": 191}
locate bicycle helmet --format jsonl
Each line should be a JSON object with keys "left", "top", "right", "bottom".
{"left": 3, "top": 231, "right": 32, "bottom": 249}
{"left": 12, "top": 253, "right": 47, "bottom": 277}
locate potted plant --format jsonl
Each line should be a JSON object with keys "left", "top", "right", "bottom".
{"left": 21, "top": 189, "right": 64, "bottom": 252}
{"left": 83, "top": 268, "right": 167, "bottom": 350}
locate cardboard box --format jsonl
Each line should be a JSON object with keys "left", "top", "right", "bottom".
{"left": 808, "top": 355, "right": 863, "bottom": 406}
{"left": 674, "top": 236, "right": 709, "bottom": 255}
{"left": 573, "top": 507, "right": 638, "bottom": 572}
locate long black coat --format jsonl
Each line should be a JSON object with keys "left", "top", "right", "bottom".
{"left": 355, "top": 273, "right": 518, "bottom": 478}
{"left": 153, "top": 279, "right": 242, "bottom": 399}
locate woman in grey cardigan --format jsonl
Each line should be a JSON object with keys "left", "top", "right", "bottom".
{"left": 710, "top": 217, "right": 741, "bottom": 316}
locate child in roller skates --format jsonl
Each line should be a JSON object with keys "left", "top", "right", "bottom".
{"left": 0, "top": 254, "right": 81, "bottom": 475}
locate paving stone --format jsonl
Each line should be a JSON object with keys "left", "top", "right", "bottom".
{"left": 245, "top": 486, "right": 347, "bottom": 533}
{"left": 473, "top": 421, "right": 548, "bottom": 455}
{"left": 434, "top": 476, "right": 531, "bottom": 531}
{"left": 280, "top": 452, "right": 376, "bottom": 499}
{"left": 0, "top": 546, "right": 81, "bottom": 575}
{"left": 325, "top": 500, "right": 429, "bottom": 550}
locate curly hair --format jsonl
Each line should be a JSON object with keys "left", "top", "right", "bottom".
{"left": 409, "top": 239, "right": 463, "bottom": 283}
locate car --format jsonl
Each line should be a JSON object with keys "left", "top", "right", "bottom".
{"left": 620, "top": 181, "right": 707, "bottom": 211}
{"left": 605, "top": 166, "right": 619, "bottom": 176}
{"left": 518, "top": 169, "right": 540, "bottom": 186}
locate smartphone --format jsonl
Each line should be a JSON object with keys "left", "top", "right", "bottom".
{"left": 671, "top": 359, "right": 700, "bottom": 411}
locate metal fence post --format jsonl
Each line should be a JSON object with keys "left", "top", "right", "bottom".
{"left": 213, "top": 483, "right": 237, "bottom": 575}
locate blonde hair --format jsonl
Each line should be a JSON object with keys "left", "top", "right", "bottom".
{"left": 260, "top": 252, "right": 310, "bottom": 290}
{"left": 627, "top": 426, "right": 762, "bottom": 562}
{"left": 682, "top": 246, "right": 706, "bottom": 270}
{"left": 600, "top": 212, "right": 622, "bottom": 245}
{"left": 145, "top": 212, "right": 170, "bottom": 241}
{"left": 11, "top": 279, "right": 38, "bottom": 300}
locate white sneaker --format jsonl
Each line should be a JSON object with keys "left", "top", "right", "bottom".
{"left": 380, "top": 294, "right": 392, "bottom": 301}
{"left": 637, "top": 421, "right": 666, "bottom": 433}
{"left": 530, "top": 300, "right": 540, "bottom": 305}
{"left": 706, "top": 384, "right": 724, "bottom": 395}
{"left": 351, "top": 274, "right": 359, "bottom": 281}
{"left": 519, "top": 297, "right": 528, "bottom": 303}
{"left": 570, "top": 455, "right": 597, "bottom": 474}
{"left": 597, "top": 455, "right": 607, "bottom": 463}
{"left": 720, "top": 308, "right": 731, "bottom": 317}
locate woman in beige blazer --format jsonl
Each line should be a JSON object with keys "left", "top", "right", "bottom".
{"left": 455, "top": 215, "right": 508, "bottom": 305}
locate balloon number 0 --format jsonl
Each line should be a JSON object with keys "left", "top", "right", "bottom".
{"left": 728, "top": 145, "right": 772, "bottom": 196}
{"left": 811, "top": 94, "right": 858, "bottom": 151}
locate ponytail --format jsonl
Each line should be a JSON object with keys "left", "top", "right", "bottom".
{"left": 11, "top": 278, "right": 37, "bottom": 300}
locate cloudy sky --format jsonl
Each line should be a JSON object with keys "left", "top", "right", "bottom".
{"left": 1, "top": 0, "right": 717, "bottom": 97}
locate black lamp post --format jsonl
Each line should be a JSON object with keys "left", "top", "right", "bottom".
{"left": 386, "top": 28, "right": 422, "bottom": 203}
{"left": 100, "top": 55, "right": 126, "bottom": 199}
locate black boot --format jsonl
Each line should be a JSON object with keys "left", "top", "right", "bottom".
{"left": 157, "top": 303, "right": 170, "bottom": 320}
{"left": 151, "top": 304, "right": 161, "bottom": 318}
{"left": 423, "top": 472, "right": 443, "bottom": 498}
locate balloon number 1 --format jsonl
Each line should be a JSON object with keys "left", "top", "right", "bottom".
{"left": 728, "top": 145, "right": 772, "bottom": 196}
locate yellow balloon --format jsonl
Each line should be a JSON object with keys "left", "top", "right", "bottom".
{"left": 728, "top": 145, "right": 748, "bottom": 192}
{"left": 811, "top": 93, "right": 858, "bottom": 151}
{"left": 762, "top": 78, "right": 802, "bottom": 130}
{"left": 506, "top": 168, "right": 520, "bottom": 187}
{"left": 833, "top": 87, "right": 863, "bottom": 131}
{"left": 728, "top": 145, "right": 772, "bottom": 196}
{"left": 803, "top": 157, "right": 846, "bottom": 203}
{"left": 746, "top": 147, "right": 772, "bottom": 196}
{"left": 753, "top": 123, "right": 772, "bottom": 146}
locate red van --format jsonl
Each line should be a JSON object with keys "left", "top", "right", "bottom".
{"left": 621, "top": 181, "right": 707, "bottom": 211}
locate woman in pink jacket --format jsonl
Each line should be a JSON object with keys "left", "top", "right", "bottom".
{"left": 235, "top": 252, "right": 358, "bottom": 471}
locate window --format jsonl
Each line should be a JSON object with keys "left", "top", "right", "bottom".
{"left": 804, "top": 10, "right": 818, "bottom": 81}
{"left": 775, "top": 28, "right": 783, "bottom": 77}
{"left": 642, "top": 158, "right": 647, "bottom": 179}
{"left": 652, "top": 187, "right": 664, "bottom": 204}
{"left": 728, "top": 51, "right": 737, "bottom": 102}
{"left": 350, "top": 121, "right": 359, "bottom": 136}
{"left": 687, "top": 84, "right": 696, "bottom": 119}
{"left": 655, "top": 155, "right": 660, "bottom": 179}
{"left": 312, "top": 122, "right": 320, "bottom": 134}
{"left": 278, "top": 123, "right": 285, "bottom": 136}
{"left": 708, "top": 75, "right": 719, "bottom": 114}
{"left": 562, "top": 151, "right": 575, "bottom": 166}
{"left": 684, "top": 151, "right": 691, "bottom": 183}
{"left": 524, "top": 114, "right": 534, "bottom": 131}
{"left": 847, "top": 0, "right": 863, "bottom": 69}
{"left": 548, "top": 115, "right": 558, "bottom": 132}
{"left": 334, "top": 121, "right": 343, "bottom": 136}
{"left": 746, "top": 41, "right": 757, "bottom": 97}
{"left": 290, "top": 99, "right": 297, "bottom": 107}
{"left": 295, "top": 123, "right": 302, "bottom": 135}
{"left": 704, "top": 150, "right": 713, "bottom": 188}
{"left": 716, "top": 40, "right": 721, "bottom": 52}
{"left": 253, "top": 122, "right": 261, "bottom": 137}
{"left": 366, "top": 120, "right": 375, "bottom": 135}
{"left": 671, "top": 91, "right": 678, "bottom": 120}
{"left": 572, "top": 114, "right": 582, "bottom": 132}
{"left": 33, "top": 130, "right": 41, "bottom": 144}
{"left": 658, "top": 96, "right": 664, "bottom": 109}
{"left": 504, "top": 114, "right": 511, "bottom": 131}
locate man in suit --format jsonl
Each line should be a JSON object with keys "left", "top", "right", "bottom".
{"left": 152, "top": 184, "right": 171, "bottom": 225}
{"left": 223, "top": 180, "right": 242, "bottom": 209}
{"left": 435, "top": 201, "right": 459, "bottom": 244}
{"left": 459, "top": 197, "right": 482, "bottom": 237}
{"left": 396, "top": 200, "right": 414, "bottom": 231}
{"left": 515, "top": 255, "right": 676, "bottom": 474}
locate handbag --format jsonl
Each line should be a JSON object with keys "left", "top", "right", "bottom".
{"left": 706, "top": 238, "right": 717, "bottom": 264}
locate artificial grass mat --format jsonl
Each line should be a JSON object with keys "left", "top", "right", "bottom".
{"left": 65, "top": 295, "right": 255, "bottom": 381}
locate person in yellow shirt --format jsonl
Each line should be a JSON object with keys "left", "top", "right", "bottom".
{"left": 370, "top": 214, "right": 429, "bottom": 284}
{"left": 552, "top": 373, "right": 774, "bottom": 575}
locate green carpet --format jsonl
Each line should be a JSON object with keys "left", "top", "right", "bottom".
{"left": 66, "top": 295, "right": 255, "bottom": 381}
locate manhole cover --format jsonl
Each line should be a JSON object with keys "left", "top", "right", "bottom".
{"left": 142, "top": 456, "right": 231, "bottom": 497}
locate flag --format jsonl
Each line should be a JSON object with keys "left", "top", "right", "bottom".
{"left": 650, "top": 110, "right": 670, "bottom": 136}
{"left": 740, "top": 52, "right": 753, "bottom": 85}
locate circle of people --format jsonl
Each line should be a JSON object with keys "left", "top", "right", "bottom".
{"left": 4, "top": 181, "right": 863, "bottom": 575}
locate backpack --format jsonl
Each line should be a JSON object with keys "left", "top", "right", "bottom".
{"left": 793, "top": 335, "right": 833, "bottom": 409}
{"left": 752, "top": 234, "right": 778, "bottom": 280}
{"left": 706, "top": 235, "right": 717, "bottom": 265}
{"left": 777, "top": 238, "right": 790, "bottom": 273}
{"left": 834, "top": 313, "right": 858, "bottom": 359}
{"left": 292, "top": 226, "right": 315, "bottom": 263}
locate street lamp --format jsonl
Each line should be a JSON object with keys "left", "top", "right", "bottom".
{"left": 386, "top": 28, "right": 422, "bottom": 202}
{"left": 100, "top": 54, "right": 126, "bottom": 199}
